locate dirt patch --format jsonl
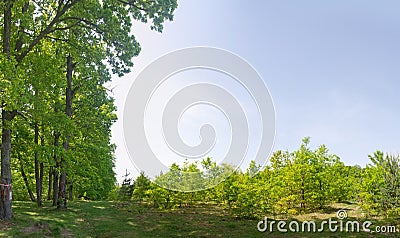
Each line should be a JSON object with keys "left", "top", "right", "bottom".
{"left": 61, "top": 229, "right": 74, "bottom": 238}
{"left": 0, "top": 220, "right": 14, "bottom": 232}
{"left": 21, "top": 221, "right": 51, "bottom": 235}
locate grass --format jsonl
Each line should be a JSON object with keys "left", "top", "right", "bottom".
{"left": 0, "top": 201, "right": 399, "bottom": 237}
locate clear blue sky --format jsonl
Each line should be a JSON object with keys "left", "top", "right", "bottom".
{"left": 109, "top": 0, "right": 400, "bottom": 182}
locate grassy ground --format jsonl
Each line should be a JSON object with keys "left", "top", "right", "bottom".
{"left": 0, "top": 201, "right": 399, "bottom": 237}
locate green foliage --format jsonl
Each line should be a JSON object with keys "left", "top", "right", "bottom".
{"left": 154, "top": 159, "right": 235, "bottom": 192}
{"left": 358, "top": 151, "right": 400, "bottom": 217}
{"left": 127, "top": 138, "right": 371, "bottom": 220}
{"left": 117, "top": 170, "right": 134, "bottom": 200}
{"left": 0, "top": 0, "right": 178, "bottom": 210}
{"left": 132, "top": 172, "right": 152, "bottom": 204}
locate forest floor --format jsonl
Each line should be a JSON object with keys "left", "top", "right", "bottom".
{"left": 0, "top": 201, "right": 399, "bottom": 237}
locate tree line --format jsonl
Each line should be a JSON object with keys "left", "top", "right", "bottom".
{"left": 115, "top": 138, "right": 400, "bottom": 219}
{"left": 0, "top": 0, "right": 178, "bottom": 220}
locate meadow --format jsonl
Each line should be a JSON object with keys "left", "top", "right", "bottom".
{"left": 1, "top": 201, "right": 398, "bottom": 238}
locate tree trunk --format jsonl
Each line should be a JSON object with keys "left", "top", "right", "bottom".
{"left": 68, "top": 181, "right": 73, "bottom": 201}
{"left": 58, "top": 172, "right": 67, "bottom": 209}
{"left": 39, "top": 123, "right": 45, "bottom": 203}
{"left": 34, "top": 124, "right": 42, "bottom": 207}
{"left": 52, "top": 170, "right": 59, "bottom": 206}
{"left": 0, "top": 111, "right": 14, "bottom": 220}
{"left": 52, "top": 133, "right": 60, "bottom": 206}
{"left": 47, "top": 166, "right": 53, "bottom": 200}
{"left": 15, "top": 2, "right": 29, "bottom": 52}
{"left": 0, "top": 0, "right": 14, "bottom": 220}
{"left": 18, "top": 155, "right": 36, "bottom": 202}
{"left": 57, "top": 55, "right": 75, "bottom": 209}
{"left": 40, "top": 162, "right": 44, "bottom": 202}
{"left": 2, "top": 0, "right": 11, "bottom": 56}
{"left": 300, "top": 175, "right": 305, "bottom": 209}
{"left": 319, "top": 179, "right": 323, "bottom": 208}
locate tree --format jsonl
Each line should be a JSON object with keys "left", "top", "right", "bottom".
{"left": 0, "top": 0, "right": 178, "bottom": 219}
{"left": 132, "top": 172, "right": 151, "bottom": 205}
{"left": 118, "top": 170, "right": 134, "bottom": 200}
{"left": 359, "top": 151, "right": 400, "bottom": 217}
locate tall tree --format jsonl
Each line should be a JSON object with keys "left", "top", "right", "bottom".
{"left": 1, "top": 0, "right": 178, "bottom": 219}
{"left": 57, "top": 55, "right": 75, "bottom": 209}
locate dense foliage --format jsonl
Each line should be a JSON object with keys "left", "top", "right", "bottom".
{"left": 0, "top": 0, "right": 178, "bottom": 219}
{"left": 358, "top": 152, "right": 400, "bottom": 217}
{"left": 1, "top": 0, "right": 396, "bottom": 224}
{"left": 118, "top": 138, "right": 399, "bottom": 219}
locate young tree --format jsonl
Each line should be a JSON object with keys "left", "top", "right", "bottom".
{"left": 132, "top": 172, "right": 151, "bottom": 205}
{"left": 118, "top": 170, "right": 134, "bottom": 200}
{"left": 359, "top": 151, "right": 400, "bottom": 216}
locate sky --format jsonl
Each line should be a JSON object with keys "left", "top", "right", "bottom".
{"left": 109, "top": 0, "right": 400, "bottom": 182}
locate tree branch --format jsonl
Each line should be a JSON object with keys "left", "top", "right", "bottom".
{"left": 16, "top": 0, "right": 82, "bottom": 62}
{"left": 44, "top": 35, "right": 80, "bottom": 50}
{"left": 116, "top": 0, "right": 172, "bottom": 18}
{"left": 58, "top": 16, "right": 105, "bottom": 34}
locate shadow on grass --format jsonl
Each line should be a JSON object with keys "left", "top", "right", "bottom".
{"left": 2, "top": 201, "right": 399, "bottom": 238}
